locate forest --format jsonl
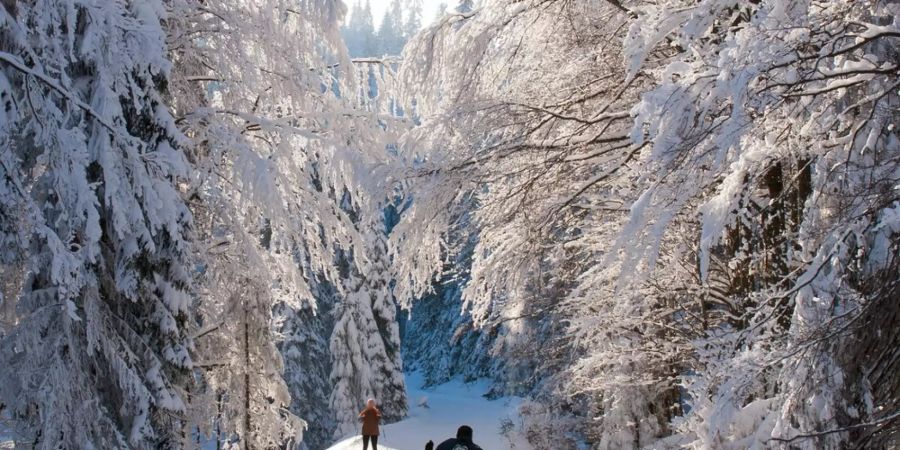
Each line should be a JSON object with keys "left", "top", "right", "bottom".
{"left": 0, "top": 0, "right": 897, "bottom": 449}
{"left": 340, "top": 0, "right": 432, "bottom": 57}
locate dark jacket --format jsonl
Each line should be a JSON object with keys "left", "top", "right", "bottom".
{"left": 435, "top": 438, "right": 483, "bottom": 450}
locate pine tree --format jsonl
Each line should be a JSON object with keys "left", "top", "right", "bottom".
{"left": 436, "top": 3, "right": 448, "bottom": 19}
{"left": 376, "top": 0, "right": 405, "bottom": 55}
{"left": 275, "top": 277, "right": 337, "bottom": 450}
{"left": 404, "top": 0, "right": 423, "bottom": 39}
{"left": 0, "top": 1, "right": 194, "bottom": 447}
{"left": 455, "top": 0, "right": 474, "bottom": 13}
{"left": 342, "top": 1, "right": 365, "bottom": 56}
{"left": 360, "top": 1, "right": 378, "bottom": 56}
{"left": 362, "top": 234, "right": 406, "bottom": 422}
{"left": 328, "top": 192, "right": 407, "bottom": 440}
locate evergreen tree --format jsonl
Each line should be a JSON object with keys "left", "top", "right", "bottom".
{"left": 360, "top": 1, "right": 378, "bottom": 56}
{"left": 342, "top": 1, "right": 364, "bottom": 56}
{"left": 344, "top": 0, "right": 416, "bottom": 57}
{"left": 328, "top": 191, "right": 407, "bottom": 441}
{"left": 376, "top": 0, "right": 405, "bottom": 55}
{"left": 342, "top": 1, "right": 378, "bottom": 57}
{"left": 327, "top": 265, "right": 406, "bottom": 439}
{"left": 376, "top": 10, "right": 393, "bottom": 55}
{"left": 0, "top": 1, "right": 194, "bottom": 447}
{"left": 363, "top": 234, "right": 407, "bottom": 422}
{"left": 276, "top": 277, "right": 337, "bottom": 450}
{"left": 455, "top": 0, "right": 474, "bottom": 14}
{"left": 436, "top": 3, "right": 448, "bottom": 19}
{"left": 404, "top": 0, "right": 423, "bottom": 39}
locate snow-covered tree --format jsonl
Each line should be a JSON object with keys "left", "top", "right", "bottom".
{"left": 614, "top": 1, "right": 900, "bottom": 447}
{"left": 328, "top": 191, "right": 407, "bottom": 440}
{"left": 0, "top": 1, "right": 195, "bottom": 447}
{"left": 404, "top": 0, "right": 424, "bottom": 39}
{"left": 390, "top": 0, "right": 899, "bottom": 448}
{"left": 165, "top": 0, "right": 408, "bottom": 446}
{"left": 343, "top": 1, "right": 379, "bottom": 57}
{"left": 389, "top": 2, "right": 648, "bottom": 446}
{"left": 344, "top": 0, "right": 420, "bottom": 57}
{"left": 275, "top": 275, "right": 336, "bottom": 450}
{"left": 377, "top": 0, "right": 407, "bottom": 56}
{"left": 400, "top": 211, "right": 496, "bottom": 388}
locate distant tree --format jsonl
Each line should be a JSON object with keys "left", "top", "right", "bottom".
{"left": 376, "top": 0, "right": 405, "bottom": 55}
{"left": 342, "top": 1, "right": 364, "bottom": 56}
{"left": 344, "top": 0, "right": 422, "bottom": 57}
{"left": 455, "top": 0, "right": 474, "bottom": 13}
{"left": 342, "top": 0, "right": 379, "bottom": 57}
{"left": 404, "top": 0, "right": 423, "bottom": 39}
{"left": 360, "top": 1, "right": 378, "bottom": 55}
{"left": 436, "top": 3, "right": 448, "bottom": 19}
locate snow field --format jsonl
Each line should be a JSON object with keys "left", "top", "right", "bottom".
{"left": 327, "top": 372, "right": 533, "bottom": 450}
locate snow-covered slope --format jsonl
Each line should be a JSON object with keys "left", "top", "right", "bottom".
{"left": 327, "top": 372, "right": 532, "bottom": 450}
{"left": 328, "top": 436, "right": 401, "bottom": 450}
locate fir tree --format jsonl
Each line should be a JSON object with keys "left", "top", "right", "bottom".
{"left": 0, "top": 1, "right": 194, "bottom": 447}
{"left": 342, "top": 1, "right": 365, "bottom": 56}
{"left": 404, "top": 0, "right": 423, "bottom": 39}
{"left": 436, "top": 3, "right": 448, "bottom": 19}
{"left": 376, "top": 0, "right": 406, "bottom": 55}
{"left": 342, "top": 1, "right": 378, "bottom": 57}
{"left": 328, "top": 191, "right": 407, "bottom": 441}
{"left": 455, "top": 0, "right": 474, "bottom": 14}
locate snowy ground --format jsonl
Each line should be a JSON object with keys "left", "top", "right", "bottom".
{"left": 326, "top": 372, "right": 533, "bottom": 450}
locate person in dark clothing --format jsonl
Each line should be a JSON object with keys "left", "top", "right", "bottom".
{"left": 435, "top": 425, "right": 483, "bottom": 450}
{"left": 425, "top": 440, "right": 434, "bottom": 450}
{"left": 358, "top": 399, "right": 381, "bottom": 450}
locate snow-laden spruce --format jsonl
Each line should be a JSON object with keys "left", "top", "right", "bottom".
{"left": 1, "top": 0, "right": 410, "bottom": 448}
{"left": 0, "top": 1, "right": 193, "bottom": 448}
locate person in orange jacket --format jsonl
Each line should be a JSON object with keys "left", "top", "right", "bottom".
{"left": 358, "top": 399, "right": 382, "bottom": 450}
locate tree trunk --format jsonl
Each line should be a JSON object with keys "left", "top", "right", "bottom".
{"left": 244, "top": 293, "right": 252, "bottom": 450}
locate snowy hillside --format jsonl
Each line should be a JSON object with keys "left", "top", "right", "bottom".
{"left": 327, "top": 373, "right": 533, "bottom": 450}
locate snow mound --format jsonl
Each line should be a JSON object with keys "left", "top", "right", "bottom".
{"left": 328, "top": 435, "right": 400, "bottom": 450}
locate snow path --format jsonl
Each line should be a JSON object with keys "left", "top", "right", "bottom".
{"left": 326, "top": 372, "right": 532, "bottom": 450}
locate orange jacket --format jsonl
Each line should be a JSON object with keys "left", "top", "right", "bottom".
{"left": 359, "top": 406, "right": 381, "bottom": 436}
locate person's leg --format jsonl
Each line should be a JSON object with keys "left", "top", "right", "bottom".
{"left": 372, "top": 435, "right": 378, "bottom": 450}
{"left": 362, "top": 435, "right": 370, "bottom": 450}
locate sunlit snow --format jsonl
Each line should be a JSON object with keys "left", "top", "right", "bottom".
{"left": 327, "top": 372, "right": 533, "bottom": 450}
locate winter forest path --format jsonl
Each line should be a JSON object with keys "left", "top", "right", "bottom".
{"left": 326, "top": 372, "right": 533, "bottom": 450}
